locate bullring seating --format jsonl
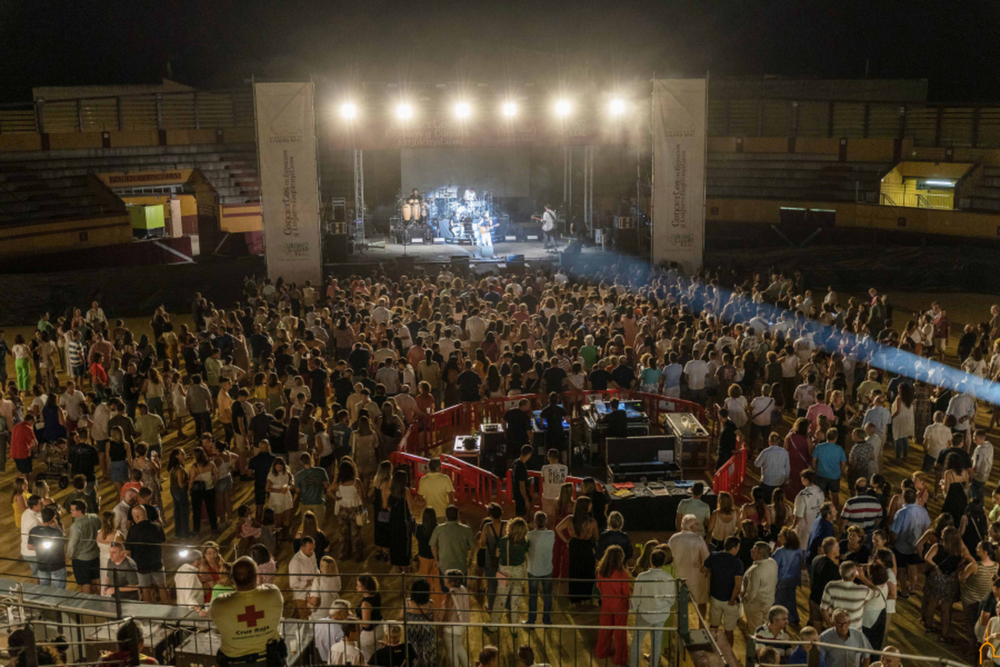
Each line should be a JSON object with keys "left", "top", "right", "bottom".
{"left": 707, "top": 152, "right": 892, "bottom": 204}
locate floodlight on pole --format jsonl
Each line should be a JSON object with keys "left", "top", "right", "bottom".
{"left": 609, "top": 98, "right": 627, "bottom": 116}
{"left": 340, "top": 103, "right": 357, "bottom": 120}
{"left": 502, "top": 102, "right": 518, "bottom": 118}
{"left": 396, "top": 103, "right": 413, "bottom": 120}
{"left": 555, "top": 99, "right": 572, "bottom": 117}
{"left": 454, "top": 101, "right": 472, "bottom": 119}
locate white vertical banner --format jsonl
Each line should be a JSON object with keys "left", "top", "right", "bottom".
{"left": 652, "top": 79, "right": 706, "bottom": 272}
{"left": 254, "top": 82, "right": 322, "bottom": 285}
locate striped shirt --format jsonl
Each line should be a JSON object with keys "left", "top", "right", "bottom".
{"left": 840, "top": 493, "right": 884, "bottom": 533}
{"left": 820, "top": 580, "right": 874, "bottom": 629}
{"left": 68, "top": 341, "right": 85, "bottom": 368}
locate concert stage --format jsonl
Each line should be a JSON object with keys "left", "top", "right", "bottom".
{"left": 325, "top": 237, "right": 605, "bottom": 272}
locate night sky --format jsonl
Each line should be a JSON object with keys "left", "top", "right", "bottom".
{"left": 2, "top": 0, "right": 999, "bottom": 103}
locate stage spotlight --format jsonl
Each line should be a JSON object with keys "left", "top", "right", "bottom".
{"left": 555, "top": 99, "right": 572, "bottom": 117}
{"left": 396, "top": 103, "right": 413, "bottom": 120}
{"left": 609, "top": 98, "right": 627, "bottom": 116}
{"left": 454, "top": 101, "right": 472, "bottom": 119}
{"left": 41, "top": 541, "right": 52, "bottom": 550}
{"left": 179, "top": 549, "right": 190, "bottom": 558}
{"left": 340, "top": 103, "right": 357, "bottom": 120}
{"left": 502, "top": 102, "right": 518, "bottom": 118}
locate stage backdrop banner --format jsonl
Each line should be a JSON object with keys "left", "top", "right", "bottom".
{"left": 400, "top": 147, "right": 530, "bottom": 198}
{"left": 254, "top": 82, "right": 322, "bottom": 285}
{"left": 652, "top": 79, "right": 706, "bottom": 272}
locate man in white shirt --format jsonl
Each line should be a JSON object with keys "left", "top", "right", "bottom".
{"left": 20, "top": 495, "right": 43, "bottom": 580}
{"left": 371, "top": 299, "right": 391, "bottom": 326}
{"left": 288, "top": 538, "right": 319, "bottom": 619}
{"left": 683, "top": 352, "right": 710, "bottom": 406}
{"left": 922, "top": 410, "right": 951, "bottom": 472}
{"left": 314, "top": 599, "right": 350, "bottom": 664}
{"left": 525, "top": 512, "right": 556, "bottom": 625}
{"left": 465, "top": 310, "right": 487, "bottom": 352}
{"left": 947, "top": 386, "right": 977, "bottom": 446}
{"left": 793, "top": 470, "right": 825, "bottom": 553}
{"left": 175, "top": 550, "right": 204, "bottom": 609}
{"left": 630, "top": 550, "right": 676, "bottom": 667}
{"left": 793, "top": 375, "right": 818, "bottom": 417}
{"left": 755, "top": 433, "right": 790, "bottom": 502}
{"left": 971, "top": 429, "right": 994, "bottom": 501}
{"left": 539, "top": 448, "right": 567, "bottom": 518}
{"left": 59, "top": 381, "right": 87, "bottom": 432}
{"left": 210, "top": 558, "right": 284, "bottom": 661}
{"left": 393, "top": 385, "right": 418, "bottom": 423}
{"left": 330, "top": 622, "right": 364, "bottom": 665}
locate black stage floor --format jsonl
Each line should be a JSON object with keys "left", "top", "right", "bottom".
{"left": 327, "top": 237, "right": 607, "bottom": 271}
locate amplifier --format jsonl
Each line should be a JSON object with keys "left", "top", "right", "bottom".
{"left": 329, "top": 221, "right": 347, "bottom": 235}
{"left": 614, "top": 216, "right": 635, "bottom": 229}
{"left": 324, "top": 234, "right": 351, "bottom": 262}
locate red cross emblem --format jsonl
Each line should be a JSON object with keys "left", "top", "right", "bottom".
{"left": 237, "top": 605, "right": 266, "bottom": 627}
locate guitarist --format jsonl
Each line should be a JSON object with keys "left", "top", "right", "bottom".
{"left": 540, "top": 204, "right": 557, "bottom": 249}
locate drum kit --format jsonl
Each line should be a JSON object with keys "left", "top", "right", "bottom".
{"left": 395, "top": 184, "right": 501, "bottom": 245}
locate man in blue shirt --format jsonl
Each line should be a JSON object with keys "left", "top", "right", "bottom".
{"left": 812, "top": 428, "right": 847, "bottom": 507}
{"left": 808, "top": 503, "right": 837, "bottom": 560}
{"left": 890, "top": 488, "right": 930, "bottom": 599}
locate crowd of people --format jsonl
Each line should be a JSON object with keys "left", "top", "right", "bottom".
{"left": 0, "top": 262, "right": 995, "bottom": 667}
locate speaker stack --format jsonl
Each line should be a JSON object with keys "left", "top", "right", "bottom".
{"left": 613, "top": 216, "right": 637, "bottom": 254}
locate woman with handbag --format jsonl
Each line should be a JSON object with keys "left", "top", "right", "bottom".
{"left": 332, "top": 458, "right": 365, "bottom": 561}
{"left": 189, "top": 446, "right": 219, "bottom": 536}
{"left": 371, "top": 461, "right": 393, "bottom": 563}
{"left": 387, "top": 469, "right": 414, "bottom": 574}
{"left": 487, "top": 517, "right": 530, "bottom": 635}
{"left": 477, "top": 503, "right": 506, "bottom": 609}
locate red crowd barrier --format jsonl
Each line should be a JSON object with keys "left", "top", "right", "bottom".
{"left": 388, "top": 449, "right": 501, "bottom": 510}
{"left": 503, "top": 469, "right": 606, "bottom": 512}
{"left": 712, "top": 445, "right": 748, "bottom": 500}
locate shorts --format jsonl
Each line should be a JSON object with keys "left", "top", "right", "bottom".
{"left": 708, "top": 597, "right": 742, "bottom": 631}
{"left": 137, "top": 569, "right": 166, "bottom": 588}
{"left": 893, "top": 548, "right": 923, "bottom": 568}
{"left": 815, "top": 476, "right": 840, "bottom": 495}
{"left": 319, "top": 453, "right": 336, "bottom": 469}
{"left": 935, "top": 337, "right": 947, "bottom": 352}
{"left": 72, "top": 558, "right": 101, "bottom": 585}
{"left": 254, "top": 489, "right": 268, "bottom": 507}
{"left": 109, "top": 460, "right": 130, "bottom": 483}
{"left": 14, "top": 457, "right": 33, "bottom": 474}
{"left": 71, "top": 364, "right": 85, "bottom": 378}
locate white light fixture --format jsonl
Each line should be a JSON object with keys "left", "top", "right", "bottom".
{"left": 179, "top": 549, "right": 190, "bottom": 558}
{"left": 339, "top": 103, "right": 357, "bottom": 120}
{"left": 555, "top": 99, "right": 572, "bottom": 117}
{"left": 396, "top": 103, "right": 413, "bottom": 120}
{"left": 925, "top": 179, "right": 955, "bottom": 187}
{"left": 454, "top": 101, "right": 472, "bottom": 119}
{"left": 502, "top": 101, "right": 518, "bottom": 118}
{"left": 609, "top": 98, "right": 627, "bottom": 116}
{"left": 41, "top": 541, "right": 52, "bottom": 550}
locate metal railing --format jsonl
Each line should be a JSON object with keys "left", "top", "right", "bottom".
{"left": 708, "top": 97, "right": 1000, "bottom": 148}
{"left": 0, "top": 89, "right": 254, "bottom": 135}
{"left": 0, "top": 574, "right": 711, "bottom": 667}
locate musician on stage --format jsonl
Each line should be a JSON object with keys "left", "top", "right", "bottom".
{"left": 541, "top": 204, "right": 558, "bottom": 249}
{"left": 407, "top": 188, "right": 423, "bottom": 206}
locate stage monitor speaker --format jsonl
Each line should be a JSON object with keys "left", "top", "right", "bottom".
{"left": 605, "top": 435, "right": 676, "bottom": 466}
{"left": 325, "top": 234, "right": 350, "bottom": 262}
{"left": 450, "top": 255, "right": 470, "bottom": 272}
{"left": 505, "top": 254, "right": 524, "bottom": 265}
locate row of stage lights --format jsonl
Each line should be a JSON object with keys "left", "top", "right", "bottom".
{"left": 338, "top": 97, "right": 629, "bottom": 121}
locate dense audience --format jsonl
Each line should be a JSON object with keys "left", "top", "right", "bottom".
{"left": 0, "top": 261, "right": 996, "bottom": 667}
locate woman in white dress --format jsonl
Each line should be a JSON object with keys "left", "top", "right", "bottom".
{"left": 891, "top": 383, "right": 916, "bottom": 462}
{"left": 308, "top": 556, "right": 342, "bottom": 619}
{"left": 171, "top": 372, "right": 189, "bottom": 433}
{"left": 266, "top": 457, "right": 294, "bottom": 537}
